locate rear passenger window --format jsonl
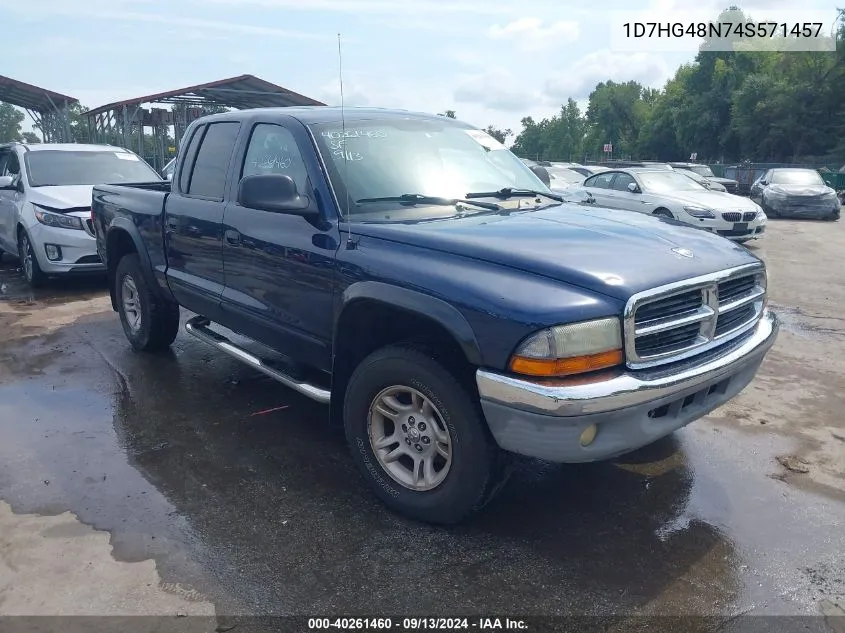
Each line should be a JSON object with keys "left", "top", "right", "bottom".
{"left": 586, "top": 172, "right": 615, "bottom": 189}
{"left": 242, "top": 124, "right": 310, "bottom": 194}
{"left": 187, "top": 122, "right": 241, "bottom": 200}
{"left": 178, "top": 124, "right": 204, "bottom": 193}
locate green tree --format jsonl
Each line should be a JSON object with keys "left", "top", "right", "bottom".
{"left": 483, "top": 125, "right": 512, "bottom": 144}
{"left": 0, "top": 102, "right": 24, "bottom": 142}
{"left": 21, "top": 131, "right": 41, "bottom": 143}
{"left": 584, "top": 80, "right": 647, "bottom": 159}
{"left": 438, "top": 110, "right": 456, "bottom": 118}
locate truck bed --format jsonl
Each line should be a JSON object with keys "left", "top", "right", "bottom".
{"left": 92, "top": 181, "right": 171, "bottom": 276}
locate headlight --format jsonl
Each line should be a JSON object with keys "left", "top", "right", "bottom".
{"left": 33, "top": 206, "right": 84, "bottom": 231}
{"left": 509, "top": 317, "right": 624, "bottom": 377}
{"left": 683, "top": 206, "right": 715, "bottom": 218}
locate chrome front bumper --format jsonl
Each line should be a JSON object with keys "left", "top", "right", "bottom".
{"left": 476, "top": 310, "right": 778, "bottom": 462}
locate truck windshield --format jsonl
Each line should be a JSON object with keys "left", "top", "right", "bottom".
{"left": 308, "top": 118, "right": 553, "bottom": 220}
{"left": 25, "top": 150, "right": 161, "bottom": 187}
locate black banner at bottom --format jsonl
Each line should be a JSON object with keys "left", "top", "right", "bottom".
{"left": 0, "top": 616, "right": 841, "bottom": 633}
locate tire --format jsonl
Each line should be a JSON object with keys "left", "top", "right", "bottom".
{"left": 653, "top": 208, "right": 673, "bottom": 219}
{"left": 827, "top": 209, "right": 840, "bottom": 221}
{"left": 18, "top": 230, "right": 47, "bottom": 288}
{"left": 114, "top": 253, "right": 180, "bottom": 352}
{"left": 343, "top": 345, "right": 508, "bottom": 524}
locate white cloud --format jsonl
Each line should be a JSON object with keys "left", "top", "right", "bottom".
{"left": 488, "top": 17, "right": 580, "bottom": 50}
{"left": 453, "top": 68, "right": 544, "bottom": 112}
{"left": 315, "top": 79, "right": 372, "bottom": 107}
{"left": 544, "top": 49, "right": 670, "bottom": 101}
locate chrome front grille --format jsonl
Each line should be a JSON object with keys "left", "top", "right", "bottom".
{"left": 743, "top": 211, "right": 757, "bottom": 222}
{"left": 624, "top": 265, "right": 766, "bottom": 369}
{"left": 722, "top": 212, "right": 741, "bottom": 222}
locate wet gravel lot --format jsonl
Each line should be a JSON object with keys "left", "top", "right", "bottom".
{"left": 0, "top": 219, "right": 843, "bottom": 630}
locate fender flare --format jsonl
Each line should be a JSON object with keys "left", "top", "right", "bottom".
{"left": 105, "top": 218, "right": 164, "bottom": 309}
{"left": 336, "top": 281, "right": 484, "bottom": 366}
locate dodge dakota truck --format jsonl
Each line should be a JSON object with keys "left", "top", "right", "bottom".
{"left": 92, "top": 107, "right": 779, "bottom": 524}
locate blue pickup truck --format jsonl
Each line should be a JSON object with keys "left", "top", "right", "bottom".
{"left": 92, "top": 107, "right": 779, "bottom": 523}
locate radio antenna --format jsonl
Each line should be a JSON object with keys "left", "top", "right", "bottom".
{"left": 338, "top": 32, "right": 355, "bottom": 248}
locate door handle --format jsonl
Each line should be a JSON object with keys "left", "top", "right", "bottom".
{"left": 224, "top": 229, "right": 240, "bottom": 245}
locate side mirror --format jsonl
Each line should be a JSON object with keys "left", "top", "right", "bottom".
{"left": 627, "top": 182, "right": 640, "bottom": 193}
{"left": 237, "top": 174, "right": 315, "bottom": 216}
{"left": 529, "top": 165, "right": 551, "bottom": 187}
{"left": 0, "top": 175, "right": 15, "bottom": 190}
{"left": 759, "top": 180, "right": 767, "bottom": 186}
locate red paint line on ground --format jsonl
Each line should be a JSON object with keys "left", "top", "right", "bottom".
{"left": 250, "top": 405, "right": 290, "bottom": 417}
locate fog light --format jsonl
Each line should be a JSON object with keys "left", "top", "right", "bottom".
{"left": 579, "top": 424, "right": 598, "bottom": 447}
{"left": 44, "top": 244, "right": 62, "bottom": 261}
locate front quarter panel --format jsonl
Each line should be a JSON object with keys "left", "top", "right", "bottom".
{"left": 335, "top": 233, "right": 624, "bottom": 370}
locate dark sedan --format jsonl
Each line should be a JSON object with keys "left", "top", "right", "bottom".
{"left": 750, "top": 168, "right": 841, "bottom": 220}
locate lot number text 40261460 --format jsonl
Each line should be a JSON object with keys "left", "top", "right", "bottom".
{"left": 307, "top": 618, "right": 529, "bottom": 630}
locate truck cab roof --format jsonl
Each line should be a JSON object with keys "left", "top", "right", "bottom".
{"left": 198, "top": 106, "right": 460, "bottom": 126}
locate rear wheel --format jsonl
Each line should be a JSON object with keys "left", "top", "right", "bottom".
{"left": 115, "top": 253, "right": 180, "bottom": 351}
{"left": 18, "top": 230, "right": 47, "bottom": 288}
{"left": 343, "top": 345, "right": 508, "bottom": 524}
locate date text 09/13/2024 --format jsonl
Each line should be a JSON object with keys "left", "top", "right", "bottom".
{"left": 308, "top": 618, "right": 528, "bottom": 630}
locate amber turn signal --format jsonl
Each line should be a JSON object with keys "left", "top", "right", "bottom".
{"left": 509, "top": 348, "right": 624, "bottom": 377}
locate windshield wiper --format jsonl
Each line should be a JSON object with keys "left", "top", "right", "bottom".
{"left": 465, "top": 188, "right": 563, "bottom": 202}
{"left": 355, "top": 193, "right": 501, "bottom": 211}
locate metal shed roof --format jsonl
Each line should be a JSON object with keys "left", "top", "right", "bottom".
{"left": 85, "top": 74, "right": 325, "bottom": 116}
{"left": 0, "top": 75, "right": 78, "bottom": 112}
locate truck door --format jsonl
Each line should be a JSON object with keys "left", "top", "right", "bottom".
{"left": 220, "top": 119, "right": 341, "bottom": 373}
{"left": 164, "top": 121, "right": 240, "bottom": 320}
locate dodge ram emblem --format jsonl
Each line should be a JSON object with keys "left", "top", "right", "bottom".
{"left": 672, "top": 247, "right": 694, "bottom": 258}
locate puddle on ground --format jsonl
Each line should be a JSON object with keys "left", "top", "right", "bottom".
{"left": 0, "top": 255, "right": 107, "bottom": 306}
{"left": 768, "top": 303, "right": 845, "bottom": 341}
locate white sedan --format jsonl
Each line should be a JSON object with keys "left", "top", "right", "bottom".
{"left": 579, "top": 167, "right": 766, "bottom": 242}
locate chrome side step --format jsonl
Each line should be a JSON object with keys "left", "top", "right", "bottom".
{"left": 184, "top": 315, "right": 332, "bottom": 404}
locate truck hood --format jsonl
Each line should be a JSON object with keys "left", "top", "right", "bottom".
{"left": 353, "top": 203, "right": 761, "bottom": 301}
{"left": 27, "top": 185, "right": 93, "bottom": 210}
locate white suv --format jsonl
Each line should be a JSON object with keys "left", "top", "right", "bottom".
{"left": 0, "top": 142, "right": 162, "bottom": 286}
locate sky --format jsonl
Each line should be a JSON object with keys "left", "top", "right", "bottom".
{"left": 3, "top": 0, "right": 839, "bottom": 139}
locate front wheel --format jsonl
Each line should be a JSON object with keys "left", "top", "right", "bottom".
{"left": 18, "top": 230, "right": 47, "bottom": 288}
{"left": 653, "top": 208, "right": 673, "bottom": 219}
{"left": 115, "top": 253, "right": 180, "bottom": 352}
{"left": 343, "top": 345, "right": 508, "bottom": 524}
